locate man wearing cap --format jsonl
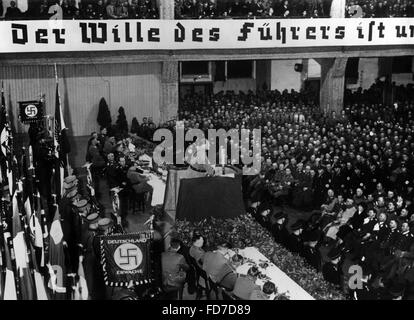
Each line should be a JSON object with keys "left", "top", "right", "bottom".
{"left": 285, "top": 219, "right": 305, "bottom": 254}
{"left": 322, "top": 247, "right": 342, "bottom": 287}
{"left": 302, "top": 229, "right": 322, "bottom": 271}
{"left": 269, "top": 211, "right": 289, "bottom": 246}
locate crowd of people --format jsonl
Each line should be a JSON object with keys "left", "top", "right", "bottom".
{"left": 1, "top": 0, "right": 159, "bottom": 20}
{"left": 175, "top": 0, "right": 414, "bottom": 19}
{"left": 154, "top": 82, "right": 414, "bottom": 300}
{"left": 85, "top": 125, "right": 159, "bottom": 210}
{"left": 75, "top": 79, "right": 414, "bottom": 300}
{"left": 346, "top": 0, "right": 414, "bottom": 17}
{"left": 2, "top": 0, "right": 413, "bottom": 20}
{"left": 47, "top": 79, "right": 414, "bottom": 300}
{"left": 175, "top": 0, "right": 332, "bottom": 19}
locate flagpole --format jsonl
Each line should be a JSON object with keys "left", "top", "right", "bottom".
{"left": 54, "top": 63, "right": 72, "bottom": 185}
{"left": 16, "top": 179, "right": 37, "bottom": 299}
{"left": 54, "top": 64, "right": 58, "bottom": 84}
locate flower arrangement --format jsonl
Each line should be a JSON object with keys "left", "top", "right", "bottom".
{"left": 174, "top": 213, "right": 346, "bottom": 300}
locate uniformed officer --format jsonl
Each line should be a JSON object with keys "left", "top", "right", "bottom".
{"left": 322, "top": 247, "right": 342, "bottom": 287}
{"left": 387, "top": 222, "right": 414, "bottom": 279}
{"left": 270, "top": 211, "right": 289, "bottom": 246}
{"left": 285, "top": 220, "right": 305, "bottom": 254}
{"left": 161, "top": 238, "right": 189, "bottom": 300}
{"left": 302, "top": 229, "right": 322, "bottom": 271}
{"left": 60, "top": 176, "right": 82, "bottom": 275}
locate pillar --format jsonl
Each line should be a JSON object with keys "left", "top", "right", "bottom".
{"left": 160, "top": 61, "right": 179, "bottom": 124}
{"left": 378, "top": 57, "right": 393, "bottom": 105}
{"left": 159, "top": 0, "right": 175, "bottom": 19}
{"left": 159, "top": 0, "right": 178, "bottom": 124}
{"left": 330, "top": 0, "right": 346, "bottom": 18}
{"left": 317, "top": 58, "right": 348, "bottom": 116}
{"left": 255, "top": 60, "right": 271, "bottom": 91}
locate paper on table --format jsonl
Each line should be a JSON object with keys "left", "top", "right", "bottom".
{"left": 236, "top": 247, "right": 315, "bottom": 300}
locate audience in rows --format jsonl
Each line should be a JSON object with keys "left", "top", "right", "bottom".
{"left": 346, "top": 0, "right": 414, "bottom": 17}
{"left": 163, "top": 82, "right": 414, "bottom": 299}
{"left": 175, "top": 0, "right": 414, "bottom": 18}
{"left": 175, "top": 0, "right": 332, "bottom": 18}
{"left": 3, "top": 0, "right": 413, "bottom": 20}
{"left": 81, "top": 80, "right": 414, "bottom": 299}
{"left": 2, "top": 0, "right": 158, "bottom": 20}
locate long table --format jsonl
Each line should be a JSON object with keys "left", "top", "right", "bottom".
{"left": 235, "top": 247, "right": 315, "bottom": 300}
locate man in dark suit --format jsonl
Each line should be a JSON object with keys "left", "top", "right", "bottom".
{"left": 285, "top": 220, "right": 305, "bottom": 254}
{"left": 161, "top": 238, "right": 189, "bottom": 299}
{"left": 202, "top": 243, "right": 237, "bottom": 291}
{"left": 270, "top": 211, "right": 289, "bottom": 246}
{"left": 59, "top": 177, "right": 83, "bottom": 299}
{"left": 88, "top": 137, "right": 106, "bottom": 197}
{"left": 322, "top": 247, "right": 342, "bottom": 287}
{"left": 106, "top": 153, "right": 125, "bottom": 189}
{"left": 302, "top": 229, "right": 322, "bottom": 271}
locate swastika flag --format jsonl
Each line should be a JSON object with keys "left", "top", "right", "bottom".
{"left": 100, "top": 232, "right": 154, "bottom": 287}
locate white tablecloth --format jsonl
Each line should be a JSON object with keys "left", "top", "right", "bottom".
{"left": 145, "top": 173, "right": 166, "bottom": 206}
{"left": 235, "top": 247, "right": 315, "bottom": 300}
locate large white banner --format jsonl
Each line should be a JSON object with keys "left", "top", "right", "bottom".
{"left": 0, "top": 18, "right": 413, "bottom": 53}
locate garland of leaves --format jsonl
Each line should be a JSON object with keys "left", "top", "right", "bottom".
{"left": 174, "top": 213, "right": 346, "bottom": 300}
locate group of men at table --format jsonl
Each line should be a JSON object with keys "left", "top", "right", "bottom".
{"left": 86, "top": 128, "right": 156, "bottom": 211}
{"left": 161, "top": 233, "right": 278, "bottom": 300}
